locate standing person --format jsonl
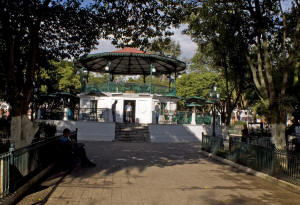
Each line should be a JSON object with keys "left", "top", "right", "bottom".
{"left": 155, "top": 102, "right": 161, "bottom": 124}
{"left": 241, "top": 124, "right": 249, "bottom": 143}
{"left": 74, "top": 104, "right": 79, "bottom": 120}
{"left": 40, "top": 104, "right": 46, "bottom": 119}
{"left": 112, "top": 100, "right": 117, "bottom": 122}
{"left": 125, "top": 102, "right": 132, "bottom": 123}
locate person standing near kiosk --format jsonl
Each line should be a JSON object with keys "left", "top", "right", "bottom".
{"left": 155, "top": 102, "right": 161, "bottom": 124}
{"left": 125, "top": 102, "right": 132, "bottom": 123}
{"left": 112, "top": 100, "right": 117, "bottom": 122}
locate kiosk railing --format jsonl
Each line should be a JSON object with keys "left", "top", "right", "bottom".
{"left": 84, "top": 82, "right": 174, "bottom": 95}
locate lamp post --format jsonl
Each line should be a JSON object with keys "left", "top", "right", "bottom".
{"left": 78, "top": 68, "right": 88, "bottom": 92}
{"left": 105, "top": 62, "right": 111, "bottom": 92}
{"left": 210, "top": 84, "right": 219, "bottom": 137}
{"left": 149, "top": 64, "right": 156, "bottom": 94}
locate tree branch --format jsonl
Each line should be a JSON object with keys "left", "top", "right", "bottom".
{"left": 261, "top": 36, "right": 275, "bottom": 101}
{"left": 256, "top": 36, "right": 268, "bottom": 96}
{"left": 246, "top": 54, "right": 267, "bottom": 99}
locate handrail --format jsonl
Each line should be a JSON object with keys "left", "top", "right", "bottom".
{"left": 0, "top": 130, "right": 77, "bottom": 198}
{"left": 202, "top": 134, "right": 300, "bottom": 186}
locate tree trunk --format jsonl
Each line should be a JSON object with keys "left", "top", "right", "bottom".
{"left": 9, "top": 95, "right": 38, "bottom": 149}
{"left": 271, "top": 122, "right": 286, "bottom": 149}
{"left": 270, "top": 108, "right": 287, "bottom": 150}
{"left": 10, "top": 115, "right": 39, "bottom": 149}
{"left": 225, "top": 102, "right": 233, "bottom": 126}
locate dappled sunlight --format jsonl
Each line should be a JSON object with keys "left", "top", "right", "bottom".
{"left": 28, "top": 142, "right": 300, "bottom": 205}
{"left": 63, "top": 142, "right": 204, "bottom": 180}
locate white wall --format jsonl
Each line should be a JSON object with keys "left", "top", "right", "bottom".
{"left": 135, "top": 99, "right": 152, "bottom": 124}
{"left": 149, "top": 124, "right": 222, "bottom": 143}
{"left": 79, "top": 94, "right": 179, "bottom": 124}
{"left": 38, "top": 120, "right": 115, "bottom": 141}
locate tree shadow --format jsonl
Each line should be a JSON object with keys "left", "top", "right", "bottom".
{"left": 66, "top": 142, "right": 204, "bottom": 178}
{"left": 36, "top": 142, "right": 300, "bottom": 205}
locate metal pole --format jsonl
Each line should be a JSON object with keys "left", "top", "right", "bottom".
{"left": 174, "top": 72, "right": 177, "bottom": 95}
{"left": 150, "top": 64, "right": 153, "bottom": 94}
{"left": 107, "top": 72, "right": 110, "bottom": 92}
{"left": 213, "top": 102, "right": 216, "bottom": 137}
{"left": 8, "top": 144, "right": 15, "bottom": 193}
{"left": 79, "top": 68, "right": 86, "bottom": 92}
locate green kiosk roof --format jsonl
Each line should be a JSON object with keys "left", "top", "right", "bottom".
{"left": 75, "top": 47, "right": 186, "bottom": 75}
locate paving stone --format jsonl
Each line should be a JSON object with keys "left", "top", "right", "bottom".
{"left": 17, "top": 142, "right": 300, "bottom": 205}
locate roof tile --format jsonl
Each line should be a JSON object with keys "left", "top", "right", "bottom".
{"left": 112, "top": 47, "right": 146, "bottom": 54}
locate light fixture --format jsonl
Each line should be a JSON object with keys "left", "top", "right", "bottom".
{"left": 105, "top": 62, "right": 111, "bottom": 72}
{"left": 152, "top": 67, "right": 156, "bottom": 73}
{"left": 213, "top": 84, "right": 217, "bottom": 92}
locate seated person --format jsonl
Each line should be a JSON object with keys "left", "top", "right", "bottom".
{"left": 59, "top": 128, "right": 96, "bottom": 168}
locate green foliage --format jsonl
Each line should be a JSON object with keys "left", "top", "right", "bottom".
{"left": 0, "top": 0, "right": 185, "bottom": 115}
{"left": 56, "top": 61, "right": 81, "bottom": 93}
{"left": 177, "top": 72, "right": 225, "bottom": 99}
{"left": 127, "top": 76, "right": 169, "bottom": 87}
{"left": 87, "top": 73, "right": 108, "bottom": 87}
{"left": 39, "top": 61, "right": 81, "bottom": 94}
{"left": 148, "top": 39, "right": 181, "bottom": 58}
{"left": 189, "top": 43, "right": 218, "bottom": 73}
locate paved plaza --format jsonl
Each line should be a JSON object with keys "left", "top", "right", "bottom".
{"left": 19, "top": 142, "right": 300, "bottom": 205}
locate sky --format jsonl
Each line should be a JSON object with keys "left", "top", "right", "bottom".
{"left": 91, "top": 25, "right": 198, "bottom": 60}
{"left": 89, "top": 0, "right": 292, "bottom": 60}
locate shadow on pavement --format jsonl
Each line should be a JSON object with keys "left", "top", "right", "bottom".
{"left": 68, "top": 142, "right": 205, "bottom": 178}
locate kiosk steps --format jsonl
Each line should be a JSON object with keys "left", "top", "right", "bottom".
{"left": 114, "top": 123, "right": 150, "bottom": 142}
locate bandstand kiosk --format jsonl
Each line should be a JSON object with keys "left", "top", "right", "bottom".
{"left": 75, "top": 48, "right": 186, "bottom": 124}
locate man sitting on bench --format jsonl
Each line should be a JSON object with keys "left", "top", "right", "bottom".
{"left": 59, "top": 128, "right": 96, "bottom": 168}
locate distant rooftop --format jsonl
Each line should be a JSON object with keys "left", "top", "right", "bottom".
{"left": 112, "top": 47, "right": 147, "bottom": 54}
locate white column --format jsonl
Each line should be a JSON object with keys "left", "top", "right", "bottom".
{"left": 191, "top": 107, "right": 196, "bottom": 125}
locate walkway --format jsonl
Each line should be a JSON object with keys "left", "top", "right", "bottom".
{"left": 21, "top": 142, "right": 300, "bottom": 205}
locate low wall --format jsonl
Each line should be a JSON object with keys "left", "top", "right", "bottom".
{"left": 149, "top": 124, "right": 222, "bottom": 143}
{"left": 38, "top": 120, "right": 115, "bottom": 141}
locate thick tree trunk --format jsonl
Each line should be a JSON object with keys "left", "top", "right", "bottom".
{"left": 271, "top": 122, "right": 286, "bottom": 149}
{"left": 10, "top": 115, "right": 39, "bottom": 149}
{"left": 270, "top": 108, "right": 287, "bottom": 150}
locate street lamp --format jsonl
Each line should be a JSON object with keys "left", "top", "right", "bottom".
{"left": 105, "top": 62, "right": 111, "bottom": 92}
{"left": 210, "top": 84, "right": 219, "bottom": 137}
{"left": 149, "top": 64, "right": 156, "bottom": 94}
{"left": 77, "top": 68, "right": 88, "bottom": 92}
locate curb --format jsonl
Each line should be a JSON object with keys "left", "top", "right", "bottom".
{"left": 200, "top": 150, "right": 300, "bottom": 194}
{"left": 0, "top": 164, "right": 55, "bottom": 205}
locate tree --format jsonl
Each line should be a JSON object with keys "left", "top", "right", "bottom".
{"left": 148, "top": 38, "right": 181, "bottom": 58}
{"left": 186, "top": 40, "right": 252, "bottom": 126}
{"left": 0, "top": 0, "right": 184, "bottom": 148}
{"left": 39, "top": 61, "right": 81, "bottom": 94}
{"left": 184, "top": 0, "right": 300, "bottom": 149}
{"left": 188, "top": 44, "right": 216, "bottom": 73}
{"left": 177, "top": 72, "right": 220, "bottom": 98}
{"left": 177, "top": 71, "right": 238, "bottom": 123}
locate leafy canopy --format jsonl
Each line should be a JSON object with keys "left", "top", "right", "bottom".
{"left": 0, "top": 0, "right": 185, "bottom": 115}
